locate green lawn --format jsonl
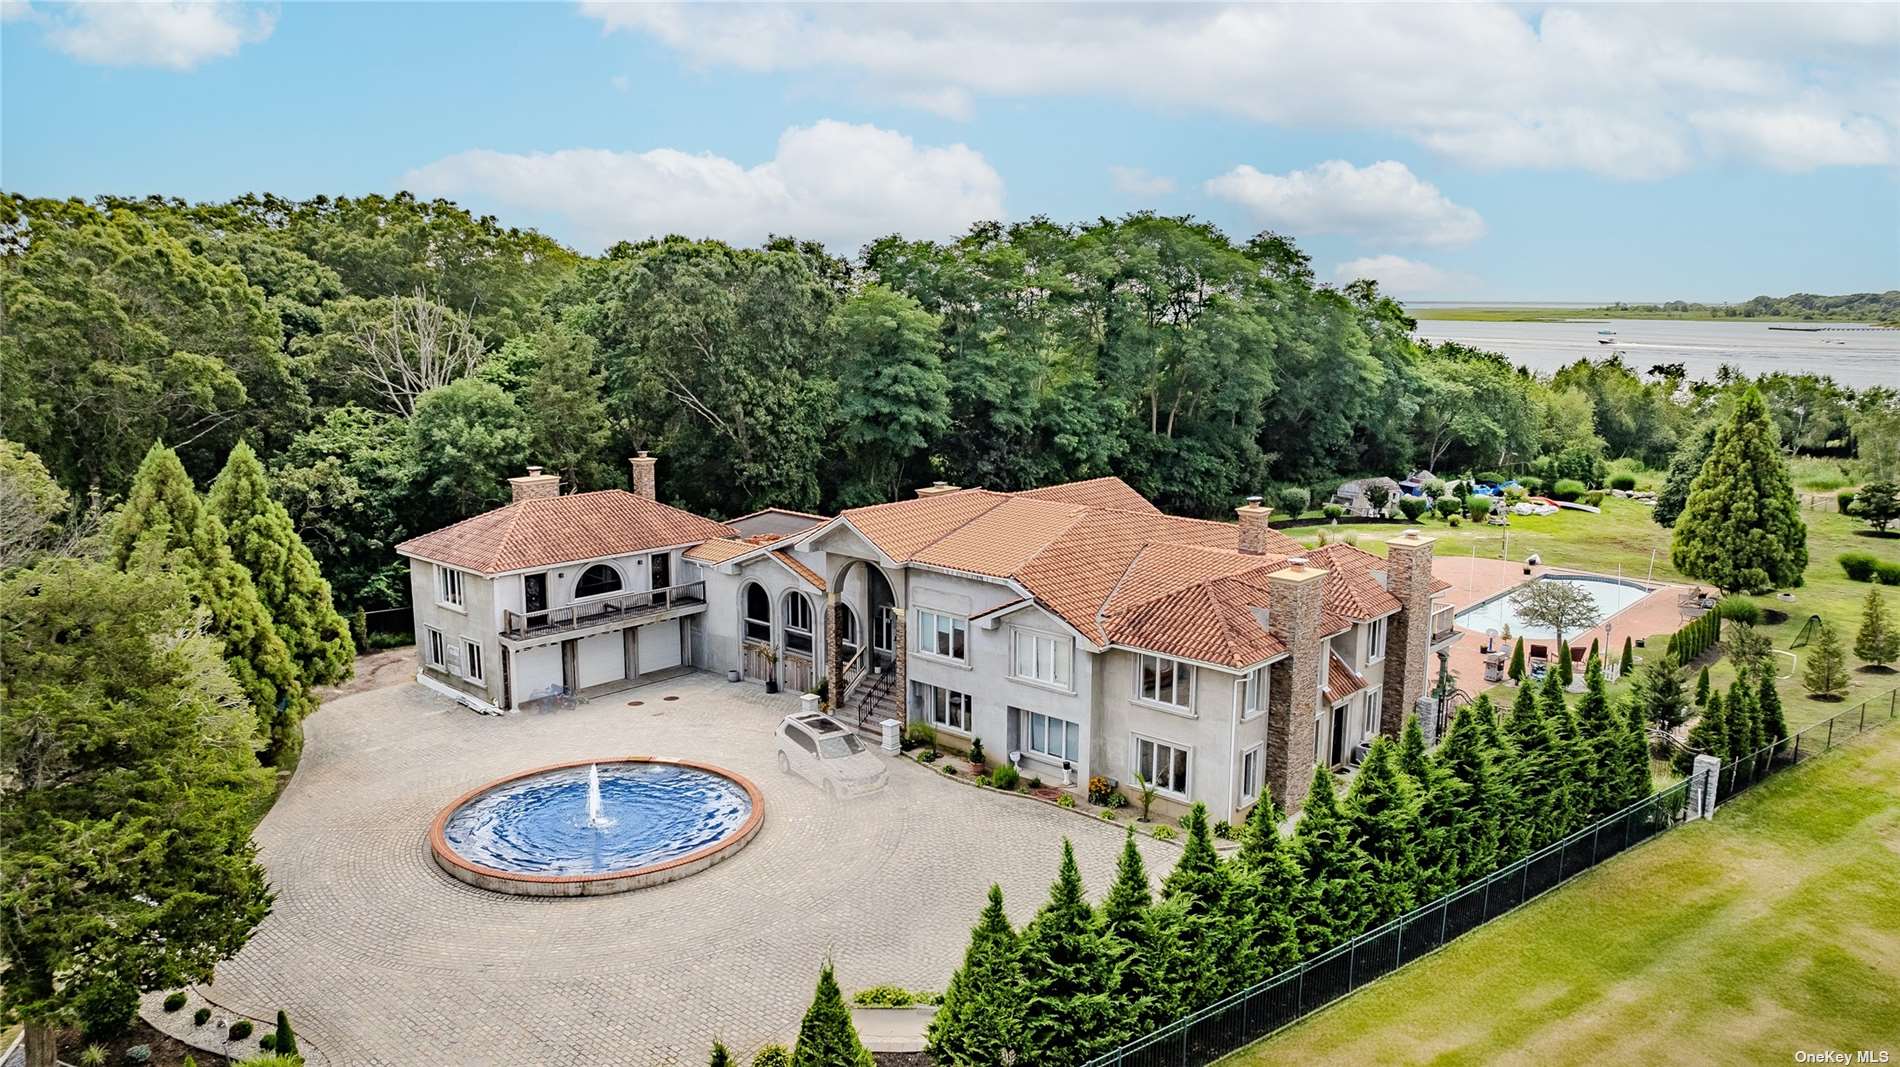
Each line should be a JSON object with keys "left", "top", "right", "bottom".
{"left": 1225, "top": 718, "right": 1900, "bottom": 1065}
{"left": 1287, "top": 496, "right": 1899, "bottom": 730}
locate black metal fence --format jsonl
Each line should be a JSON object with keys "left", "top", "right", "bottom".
{"left": 1081, "top": 687, "right": 1900, "bottom": 1067}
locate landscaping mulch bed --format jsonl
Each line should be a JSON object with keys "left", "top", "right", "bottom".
{"left": 873, "top": 1053, "right": 934, "bottom": 1067}
{"left": 56, "top": 1020, "right": 231, "bottom": 1067}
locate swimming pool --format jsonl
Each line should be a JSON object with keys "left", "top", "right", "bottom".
{"left": 1454, "top": 574, "right": 1650, "bottom": 639}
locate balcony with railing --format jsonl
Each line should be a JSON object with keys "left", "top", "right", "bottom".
{"left": 500, "top": 581, "right": 706, "bottom": 642}
{"left": 1429, "top": 601, "right": 1458, "bottom": 646}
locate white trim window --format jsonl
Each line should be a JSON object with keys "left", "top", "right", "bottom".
{"left": 742, "top": 583, "right": 772, "bottom": 643}
{"left": 783, "top": 593, "right": 814, "bottom": 655}
{"left": 839, "top": 605, "right": 861, "bottom": 656}
{"left": 1366, "top": 617, "right": 1388, "bottom": 664}
{"left": 1360, "top": 686, "right": 1383, "bottom": 741}
{"left": 1240, "top": 665, "right": 1269, "bottom": 721}
{"left": 914, "top": 682, "right": 972, "bottom": 733}
{"left": 1313, "top": 709, "right": 1324, "bottom": 765}
{"left": 463, "top": 641, "right": 484, "bottom": 684}
{"left": 426, "top": 627, "right": 446, "bottom": 669}
{"left": 1011, "top": 628, "right": 1073, "bottom": 689}
{"left": 918, "top": 609, "right": 968, "bottom": 662}
{"left": 435, "top": 565, "right": 465, "bottom": 609}
{"left": 1239, "top": 744, "right": 1264, "bottom": 807}
{"left": 1024, "top": 709, "right": 1080, "bottom": 763}
{"left": 1136, "top": 654, "right": 1193, "bottom": 711}
{"left": 1134, "top": 735, "right": 1190, "bottom": 797}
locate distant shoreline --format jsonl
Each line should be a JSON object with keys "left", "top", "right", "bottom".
{"left": 1409, "top": 306, "right": 1896, "bottom": 325}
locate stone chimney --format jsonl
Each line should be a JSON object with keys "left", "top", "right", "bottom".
{"left": 629, "top": 452, "right": 658, "bottom": 500}
{"left": 508, "top": 465, "right": 560, "bottom": 504}
{"left": 1236, "top": 495, "right": 1275, "bottom": 554}
{"left": 1380, "top": 529, "right": 1437, "bottom": 737}
{"left": 1264, "top": 558, "right": 1328, "bottom": 811}
{"left": 915, "top": 481, "right": 961, "bottom": 498}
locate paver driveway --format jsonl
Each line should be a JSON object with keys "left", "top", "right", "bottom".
{"left": 196, "top": 673, "right": 1177, "bottom": 1066}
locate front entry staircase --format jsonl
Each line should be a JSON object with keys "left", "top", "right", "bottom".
{"left": 847, "top": 670, "right": 902, "bottom": 743}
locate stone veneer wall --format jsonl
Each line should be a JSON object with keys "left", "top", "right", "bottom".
{"left": 629, "top": 453, "right": 658, "bottom": 499}
{"left": 1380, "top": 532, "right": 1437, "bottom": 737}
{"left": 1264, "top": 564, "right": 1327, "bottom": 811}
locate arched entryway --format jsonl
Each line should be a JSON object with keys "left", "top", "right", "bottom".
{"left": 739, "top": 582, "right": 774, "bottom": 682}
{"left": 825, "top": 559, "right": 905, "bottom": 737}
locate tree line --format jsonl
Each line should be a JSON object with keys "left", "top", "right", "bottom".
{"left": 926, "top": 657, "right": 1652, "bottom": 1066}
{"left": 6, "top": 192, "right": 1893, "bottom": 616}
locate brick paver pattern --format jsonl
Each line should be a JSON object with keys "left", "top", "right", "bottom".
{"left": 203, "top": 675, "right": 1176, "bottom": 1066}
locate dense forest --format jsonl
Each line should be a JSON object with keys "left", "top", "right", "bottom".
{"left": 3, "top": 192, "right": 1895, "bottom": 615}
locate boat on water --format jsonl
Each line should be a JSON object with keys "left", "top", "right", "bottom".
{"left": 1597, "top": 329, "right": 1616, "bottom": 345}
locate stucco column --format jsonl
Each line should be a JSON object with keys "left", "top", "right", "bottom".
{"left": 1381, "top": 529, "right": 1437, "bottom": 738}
{"left": 824, "top": 591, "right": 844, "bottom": 712}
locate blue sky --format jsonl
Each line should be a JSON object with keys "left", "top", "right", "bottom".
{"left": 4, "top": 1, "right": 1897, "bottom": 302}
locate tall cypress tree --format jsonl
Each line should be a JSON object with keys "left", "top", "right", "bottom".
{"left": 1857, "top": 586, "right": 1900, "bottom": 668}
{"left": 1572, "top": 657, "right": 1620, "bottom": 818}
{"left": 1438, "top": 700, "right": 1504, "bottom": 885}
{"left": 1506, "top": 680, "right": 1567, "bottom": 850}
{"left": 1160, "top": 803, "right": 1236, "bottom": 1007}
{"left": 792, "top": 961, "right": 874, "bottom": 1067}
{"left": 1618, "top": 697, "right": 1655, "bottom": 808}
{"left": 927, "top": 885, "right": 1023, "bottom": 1067}
{"left": 109, "top": 443, "right": 299, "bottom": 762}
{"left": 1757, "top": 675, "right": 1789, "bottom": 746}
{"left": 1015, "top": 840, "right": 1116, "bottom": 1066}
{"left": 1292, "top": 764, "right": 1371, "bottom": 950}
{"left": 1508, "top": 636, "right": 1526, "bottom": 684}
{"left": 708, "top": 1041, "right": 733, "bottom": 1067}
{"left": 1097, "top": 831, "right": 1165, "bottom": 1036}
{"left": 1488, "top": 689, "right": 1531, "bottom": 862}
{"left": 1671, "top": 387, "right": 1808, "bottom": 594}
{"left": 1696, "top": 665, "right": 1711, "bottom": 706}
{"left": 1342, "top": 738, "right": 1423, "bottom": 925}
{"left": 1397, "top": 715, "right": 1431, "bottom": 783}
{"left": 1541, "top": 667, "right": 1587, "bottom": 835}
{"left": 1679, "top": 690, "right": 1726, "bottom": 774}
{"left": 1234, "top": 797, "right": 1305, "bottom": 977}
{"left": 1724, "top": 678, "right": 1762, "bottom": 760}
{"left": 1619, "top": 636, "right": 1635, "bottom": 676}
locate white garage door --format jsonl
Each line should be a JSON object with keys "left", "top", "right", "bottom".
{"left": 637, "top": 620, "right": 682, "bottom": 674}
{"left": 515, "top": 645, "right": 563, "bottom": 702}
{"left": 576, "top": 633, "right": 624, "bottom": 689}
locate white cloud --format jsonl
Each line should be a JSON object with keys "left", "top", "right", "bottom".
{"left": 609, "top": 74, "right": 631, "bottom": 93}
{"left": 38, "top": 1, "right": 274, "bottom": 70}
{"left": 402, "top": 120, "right": 1005, "bottom": 253}
{"left": 891, "top": 86, "right": 973, "bottom": 122}
{"left": 1334, "top": 255, "right": 1477, "bottom": 298}
{"left": 1206, "top": 160, "right": 1484, "bottom": 247}
{"left": 1108, "top": 165, "right": 1175, "bottom": 198}
{"left": 579, "top": 3, "right": 1900, "bottom": 178}
{"left": 1, "top": 1, "right": 33, "bottom": 23}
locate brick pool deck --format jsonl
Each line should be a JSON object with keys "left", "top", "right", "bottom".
{"left": 1431, "top": 554, "right": 1699, "bottom": 692}
{"left": 181, "top": 673, "right": 1176, "bottom": 1066}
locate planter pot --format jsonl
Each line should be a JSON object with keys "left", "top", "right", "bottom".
{"left": 726, "top": 669, "right": 741, "bottom": 682}
{"left": 765, "top": 679, "right": 779, "bottom": 694}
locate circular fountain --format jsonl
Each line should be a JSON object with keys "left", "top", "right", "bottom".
{"left": 429, "top": 757, "right": 763, "bottom": 897}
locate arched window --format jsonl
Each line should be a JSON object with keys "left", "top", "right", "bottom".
{"left": 576, "top": 563, "right": 623, "bottom": 599}
{"left": 743, "top": 583, "right": 772, "bottom": 642}
{"left": 783, "top": 592, "right": 814, "bottom": 655}
{"left": 839, "top": 605, "right": 860, "bottom": 656}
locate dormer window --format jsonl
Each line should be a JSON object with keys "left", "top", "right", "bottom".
{"left": 576, "top": 564, "right": 623, "bottom": 599}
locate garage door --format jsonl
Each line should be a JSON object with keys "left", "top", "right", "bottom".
{"left": 576, "top": 633, "right": 625, "bottom": 689}
{"left": 637, "top": 620, "right": 682, "bottom": 674}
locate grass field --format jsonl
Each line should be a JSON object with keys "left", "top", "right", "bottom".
{"left": 1286, "top": 496, "right": 1900, "bottom": 731}
{"left": 1226, "top": 718, "right": 1900, "bottom": 1066}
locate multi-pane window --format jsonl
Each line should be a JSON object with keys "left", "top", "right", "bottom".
{"left": 1134, "top": 736, "right": 1190, "bottom": 796}
{"left": 914, "top": 682, "right": 972, "bottom": 732}
{"left": 1024, "top": 710, "right": 1080, "bottom": 763}
{"left": 839, "top": 606, "right": 860, "bottom": 655}
{"left": 1240, "top": 666, "right": 1269, "bottom": 720}
{"left": 1136, "top": 654, "right": 1193, "bottom": 710}
{"left": 463, "top": 641, "right": 484, "bottom": 683}
{"left": 743, "top": 584, "right": 772, "bottom": 642}
{"left": 1011, "top": 629, "right": 1072, "bottom": 688}
{"left": 1366, "top": 617, "right": 1388, "bottom": 663}
{"left": 1239, "top": 745, "right": 1263, "bottom": 806}
{"left": 918, "top": 609, "right": 968, "bottom": 662}
{"left": 1360, "top": 686, "right": 1383, "bottom": 740}
{"left": 426, "top": 627, "right": 446, "bottom": 668}
{"left": 575, "top": 564, "right": 622, "bottom": 598}
{"left": 436, "top": 566, "right": 465, "bottom": 608}
{"left": 783, "top": 593, "right": 814, "bottom": 655}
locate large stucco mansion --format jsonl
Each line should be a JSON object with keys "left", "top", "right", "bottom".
{"left": 397, "top": 455, "right": 1458, "bottom": 818}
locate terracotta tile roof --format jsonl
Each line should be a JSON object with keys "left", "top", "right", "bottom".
{"left": 1103, "top": 570, "right": 1289, "bottom": 668}
{"left": 912, "top": 497, "right": 1090, "bottom": 577}
{"left": 397, "top": 490, "right": 734, "bottom": 574}
{"left": 684, "top": 537, "right": 755, "bottom": 565}
{"left": 1325, "top": 651, "right": 1369, "bottom": 704}
{"left": 730, "top": 507, "right": 830, "bottom": 524}
{"left": 838, "top": 489, "right": 1014, "bottom": 562}
{"left": 1432, "top": 577, "right": 1453, "bottom": 593}
{"left": 1015, "top": 476, "right": 1160, "bottom": 513}
{"left": 772, "top": 551, "right": 826, "bottom": 591}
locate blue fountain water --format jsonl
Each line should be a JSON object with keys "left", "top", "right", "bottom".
{"left": 442, "top": 762, "right": 753, "bottom": 876}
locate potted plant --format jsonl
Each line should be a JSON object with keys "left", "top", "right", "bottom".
{"left": 762, "top": 646, "right": 780, "bottom": 693}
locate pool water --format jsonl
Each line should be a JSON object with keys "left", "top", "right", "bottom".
{"left": 441, "top": 762, "right": 753, "bottom": 876}
{"left": 1454, "top": 575, "right": 1649, "bottom": 639}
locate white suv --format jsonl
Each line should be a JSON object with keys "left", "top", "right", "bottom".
{"left": 776, "top": 712, "right": 889, "bottom": 798}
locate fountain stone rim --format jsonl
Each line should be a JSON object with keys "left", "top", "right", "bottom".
{"left": 427, "top": 755, "right": 765, "bottom": 898}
